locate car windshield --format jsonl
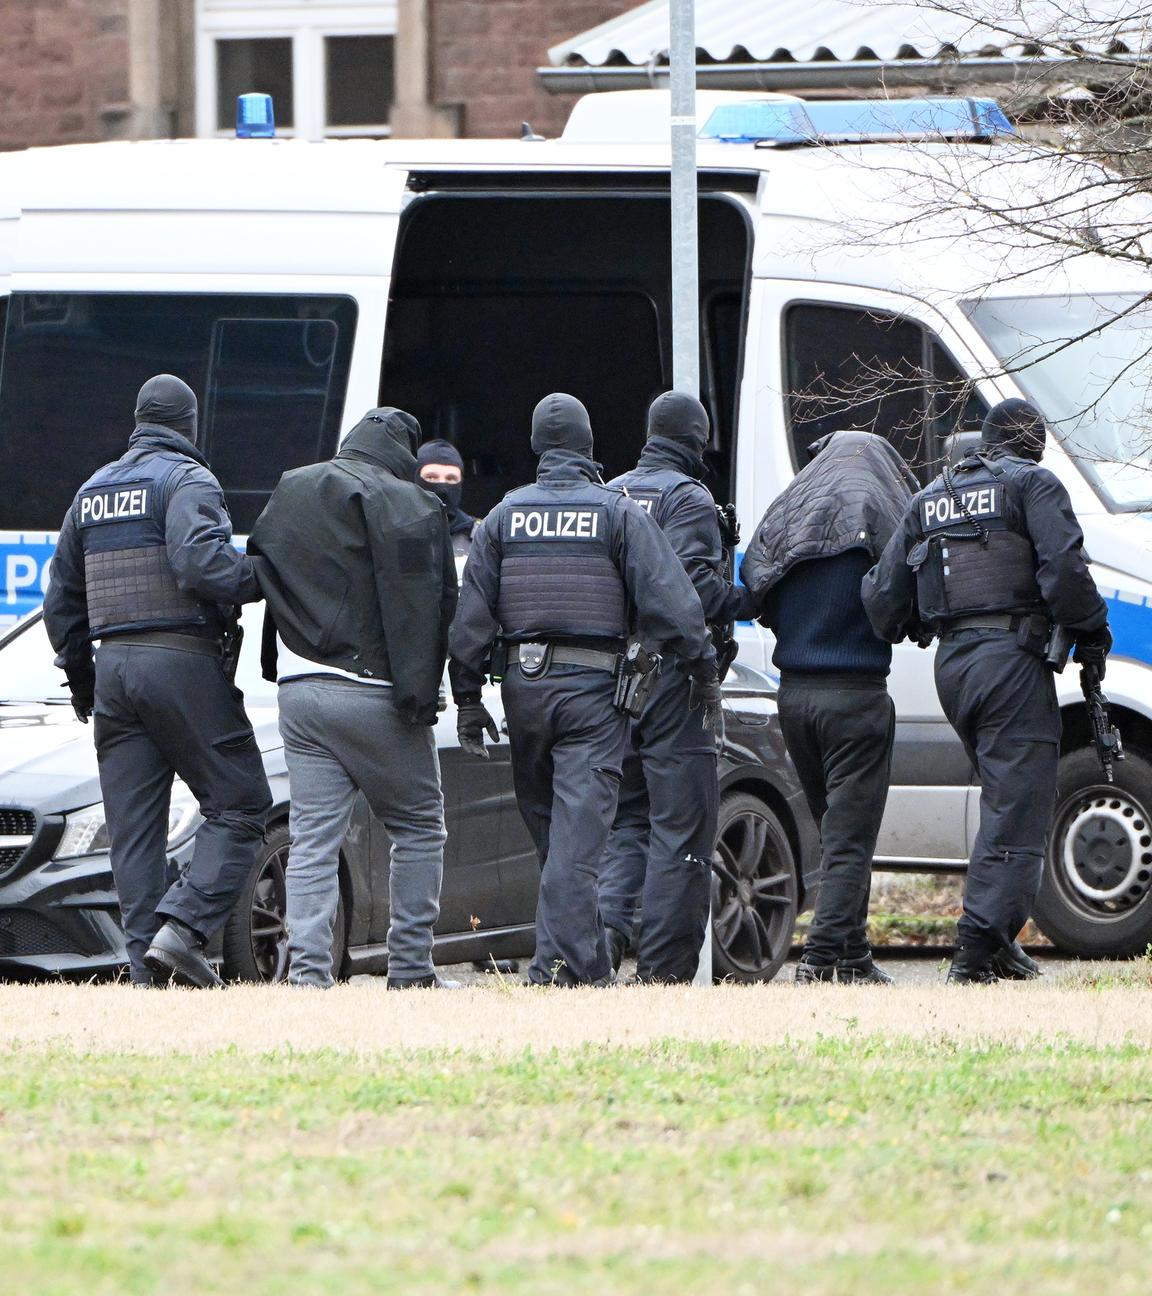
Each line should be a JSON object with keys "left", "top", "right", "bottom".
{"left": 0, "top": 610, "right": 278, "bottom": 705}
{"left": 964, "top": 293, "right": 1152, "bottom": 513}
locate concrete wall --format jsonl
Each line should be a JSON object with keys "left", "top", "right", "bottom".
{"left": 431, "top": 0, "right": 637, "bottom": 139}
{"left": 0, "top": 0, "right": 131, "bottom": 150}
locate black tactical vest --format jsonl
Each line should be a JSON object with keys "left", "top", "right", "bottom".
{"left": 495, "top": 479, "right": 628, "bottom": 641}
{"left": 910, "top": 455, "right": 1043, "bottom": 624}
{"left": 74, "top": 447, "right": 217, "bottom": 638}
{"left": 612, "top": 464, "right": 690, "bottom": 529}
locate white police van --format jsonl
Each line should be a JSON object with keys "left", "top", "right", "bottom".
{"left": 0, "top": 90, "right": 1149, "bottom": 958}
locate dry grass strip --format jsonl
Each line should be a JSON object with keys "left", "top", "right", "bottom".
{"left": 1, "top": 979, "right": 1151, "bottom": 1054}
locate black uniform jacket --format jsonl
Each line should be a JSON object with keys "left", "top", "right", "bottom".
{"left": 613, "top": 437, "right": 753, "bottom": 625}
{"left": 740, "top": 430, "right": 917, "bottom": 617}
{"left": 448, "top": 449, "right": 716, "bottom": 697}
{"left": 249, "top": 410, "right": 458, "bottom": 727}
{"left": 862, "top": 449, "right": 1108, "bottom": 643}
{"left": 44, "top": 425, "right": 258, "bottom": 696}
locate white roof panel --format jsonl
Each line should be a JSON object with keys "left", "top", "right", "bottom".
{"left": 549, "top": 0, "right": 1147, "bottom": 67}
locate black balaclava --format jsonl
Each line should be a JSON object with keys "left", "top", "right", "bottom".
{"left": 416, "top": 439, "right": 466, "bottom": 514}
{"left": 530, "top": 393, "right": 594, "bottom": 457}
{"left": 646, "top": 391, "right": 709, "bottom": 453}
{"left": 981, "top": 398, "right": 1047, "bottom": 462}
{"left": 135, "top": 374, "right": 198, "bottom": 444}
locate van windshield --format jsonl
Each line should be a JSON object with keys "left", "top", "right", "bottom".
{"left": 964, "top": 294, "right": 1152, "bottom": 513}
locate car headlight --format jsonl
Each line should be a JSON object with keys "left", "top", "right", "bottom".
{"left": 56, "top": 782, "right": 203, "bottom": 859}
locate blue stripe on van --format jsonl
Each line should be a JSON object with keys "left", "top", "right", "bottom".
{"left": 1104, "top": 591, "right": 1152, "bottom": 668}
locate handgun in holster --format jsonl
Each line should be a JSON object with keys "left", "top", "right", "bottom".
{"left": 488, "top": 638, "right": 509, "bottom": 684}
{"left": 221, "top": 608, "right": 244, "bottom": 683}
{"left": 613, "top": 642, "right": 662, "bottom": 719}
{"left": 1043, "top": 624, "right": 1074, "bottom": 673}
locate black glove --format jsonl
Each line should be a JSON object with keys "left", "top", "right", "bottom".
{"left": 688, "top": 674, "right": 724, "bottom": 740}
{"left": 1073, "top": 625, "right": 1112, "bottom": 676}
{"left": 63, "top": 675, "right": 95, "bottom": 725}
{"left": 456, "top": 697, "right": 500, "bottom": 760}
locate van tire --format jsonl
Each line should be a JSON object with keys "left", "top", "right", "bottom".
{"left": 1033, "top": 749, "right": 1152, "bottom": 958}
{"left": 221, "top": 823, "right": 348, "bottom": 983}
{"left": 711, "top": 793, "right": 799, "bottom": 983}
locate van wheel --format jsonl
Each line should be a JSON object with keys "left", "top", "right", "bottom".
{"left": 1033, "top": 749, "right": 1152, "bottom": 958}
{"left": 221, "top": 824, "right": 348, "bottom": 983}
{"left": 711, "top": 793, "right": 798, "bottom": 983}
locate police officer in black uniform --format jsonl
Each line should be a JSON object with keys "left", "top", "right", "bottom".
{"left": 448, "top": 393, "right": 721, "bottom": 987}
{"left": 863, "top": 399, "right": 1110, "bottom": 983}
{"left": 597, "top": 392, "right": 753, "bottom": 981}
{"left": 44, "top": 374, "right": 272, "bottom": 987}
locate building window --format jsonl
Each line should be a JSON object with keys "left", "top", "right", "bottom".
{"left": 325, "top": 35, "right": 394, "bottom": 132}
{"left": 215, "top": 38, "right": 295, "bottom": 131}
{"left": 198, "top": 3, "right": 398, "bottom": 141}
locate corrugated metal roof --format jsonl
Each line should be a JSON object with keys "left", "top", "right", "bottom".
{"left": 549, "top": 0, "right": 1147, "bottom": 67}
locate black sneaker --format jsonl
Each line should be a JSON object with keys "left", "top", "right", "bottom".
{"left": 143, "top": 920, "right": 222, "bottom": 989}
{"left": 946, "top": 946, "right": 998, "bottom": 985}
{"left": 836, "top": 955, "right": 895, "bottom": 985}
{"left": 386, "top": 973, "right": 463, "bottom": 990}
{"left": 794, "top": 958, "right": 837, "bottom": 984}
{"left": 987, "top": 941, "right": 1041, "bottom": 981}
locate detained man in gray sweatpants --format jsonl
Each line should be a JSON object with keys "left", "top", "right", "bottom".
{"left": 248, "top": 408, "right": 459, "bottom": 988}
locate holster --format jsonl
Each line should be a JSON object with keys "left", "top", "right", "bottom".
{"left": 1015, "top": 613, "right": 1051, "bottom": 660}
{"left": 517, "top": 642, "right": 552, "bottom": 679}
{"left": 489, "top": 638, "right": 509, "bottom": 683}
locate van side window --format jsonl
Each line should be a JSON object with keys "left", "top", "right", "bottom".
{"left": 0, "top": 293, "right": 356, "bottom": 533}
{"left": 785, "top": 303, "right": 929, "bottom": 475}
{"left": 784, "top": 304, "right": 988, "bottom": 483}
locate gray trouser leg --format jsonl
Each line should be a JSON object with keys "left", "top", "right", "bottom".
{"left": 935, "top": 631, "right": 1061, "bottom": 954}
{"left": 278, "top": 679, "right": 447, "bottom": 984}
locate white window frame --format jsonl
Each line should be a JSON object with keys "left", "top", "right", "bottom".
{"left": 196, "top": 1, "right": 398, "bottom": 141}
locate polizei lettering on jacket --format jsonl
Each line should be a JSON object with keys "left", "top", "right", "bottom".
{"left": 920, "top": 485, "right": 1001, "bottom": 531}
{"left": 78, "top": 483, "right": 153, "bottom": 527}
{"left": 505, "top": 506, "right": 602, "bottom": 541}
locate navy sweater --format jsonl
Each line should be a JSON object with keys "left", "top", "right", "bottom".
{"left": 764, "top": 549, "right": 892, "bottom": 678}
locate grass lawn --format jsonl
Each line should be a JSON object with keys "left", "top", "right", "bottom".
{"left": 2, "top": 984, "right": 1151, "bottom": 1295}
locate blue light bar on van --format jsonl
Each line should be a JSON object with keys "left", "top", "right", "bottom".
{"left": 699, "top": 100, "right": 816, "bottom": 145}
{"left": 698, "top": 97, "right": 1016, "bottom": 146}
{"left": 236, "top": 93, "right": 275, "bottom": 139}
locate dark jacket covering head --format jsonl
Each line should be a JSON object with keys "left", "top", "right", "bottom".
{"left": 647, "top": 391, "right": 709, "bottom": 453}
{"left": 248, "top": 406, "right": 458, "bottom": 726}
{"left": 530, "top": 393, "right": 593, "bottom": 457}
{"left": 135, "top": 373, "right": 198, "bottom": 444}
{"left": 740, "top": 430, "right": 917, "bottom": 611}
{"left": 982, "top": 397, "right": 1047, "bottom": 462}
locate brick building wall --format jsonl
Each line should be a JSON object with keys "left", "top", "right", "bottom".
{"left": 0, "top": 0, "right": 130, "bottom": 151}
{"left": 432, "top": 0, "right": 637, "bottom": 139}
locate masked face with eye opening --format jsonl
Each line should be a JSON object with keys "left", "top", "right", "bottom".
{"left": 415, "top": 439, "right": 477, "bottom": 552}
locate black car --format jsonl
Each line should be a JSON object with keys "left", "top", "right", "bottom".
{"left": 0, "top": 611, "right": 818, "bottom": 983}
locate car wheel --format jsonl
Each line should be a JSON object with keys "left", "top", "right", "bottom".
{"left": 221, "top": 824, "right": 348, "bottom": 983}
{"left": 711, "top": 792, "right": 798, "bottom": 983}
{"left": 1033, "top": 748, "right": 1152, "bottom": 958}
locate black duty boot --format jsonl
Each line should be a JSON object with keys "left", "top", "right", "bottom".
{"left": 794, "top": 957, "right": 837, "bottom": 984}
{"left": 946, "top": 945, "right": 998, "bottom": 985}
{"left": 988, "top": 941, "right": 1041, "bottom": 980}
{"left": 144, "top": 920, "right": 223, "bottom": 989}
{"left": 386, "top": 973, "right": 463, "bottom": 990}
{"left": 836, "top": 954, "right": 895, "bottom": 985}
{"left": 605, "top": 926, "right": 628, "bottom": 976}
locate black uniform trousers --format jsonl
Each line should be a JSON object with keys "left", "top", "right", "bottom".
{"left": 934, "top": 628, "right": 1060, "bottom": 955}
{"left": 777, "top": 674, "right": 895, "bottom": 964}
{"left": 501, "top": 663, "right": 631, "bottom": 986}
{"left": 94, "top": 642, "right": 272, "bottom": 982}
{"left": 597, "top": 664, "right": 718, "bottom": 982}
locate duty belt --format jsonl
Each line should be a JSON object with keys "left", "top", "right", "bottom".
{"left": 941, "top": 614, "right": 1022, "bottom": 635}
{"left": 511, "top": 642, "right": 620, "bottom": 675}
{"left": 103, "top": 632, "right": 222, "bottom": 657}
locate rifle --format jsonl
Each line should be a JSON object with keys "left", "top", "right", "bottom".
{"left": 1081, "top": 662, "right": 1125, "bottom": 783}
{"left": 713, "top": 501, "right": 741, "bottom": 683}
